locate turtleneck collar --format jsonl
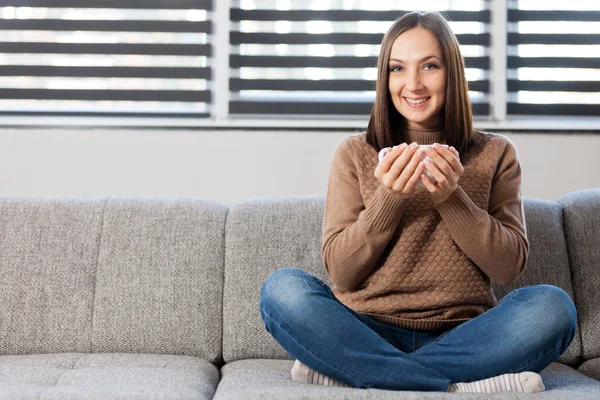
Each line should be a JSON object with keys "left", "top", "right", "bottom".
{"left": 403, "top": 127, "right": 445, "bottom": 146}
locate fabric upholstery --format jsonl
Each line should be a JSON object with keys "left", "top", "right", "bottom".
{"left": 223, "top": 196, "right": 330, "bottom": 362}
{"left": 0, "top": 198, "right": 105, "bottom": 355}
{"left": 578, "top": 359, "right": 600, "bottom": 381}
{"left": 0, "top": 197, "right": 228, "bottom": 362}
{"left": 0, "top": 353, "right": 218, "bottom": 400}
{"left": 557, "top": 189, "right": 600, "bottom": 363}
{"left": 92, "top": 198, "right": 227, "bottom": 362}
{"left": 213, "top": 359, "right": 600, "bottom": 400}
{"left": 491, "top": 198, "right": 581, "bottom": 366}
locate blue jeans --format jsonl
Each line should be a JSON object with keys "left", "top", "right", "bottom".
{"left": 259, "top": 268, "right": 577, "bottom": 392}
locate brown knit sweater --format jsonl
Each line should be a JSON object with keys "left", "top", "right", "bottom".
{"left": 322, "top": 128, "right": 529, "bottom": 331}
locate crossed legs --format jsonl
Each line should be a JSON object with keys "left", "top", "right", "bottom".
{"left": 259, "top": 268, "right": 577, "bottom": 392}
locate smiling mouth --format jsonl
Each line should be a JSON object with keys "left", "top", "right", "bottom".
{"left": 404, "top": 97, "right": 431, "bottom": 107}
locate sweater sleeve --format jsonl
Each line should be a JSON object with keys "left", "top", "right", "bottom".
{"left": 433, "top": 136, "right": 529, "bottom": 286}
{"left": 321, "top": 138, "right": 409, "bottom": 292}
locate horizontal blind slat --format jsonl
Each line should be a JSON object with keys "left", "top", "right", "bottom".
{"left": 1, "top": 89, "right": 211, "bottom": 102}
{"left": 230, "top": 55, "right": 490, "bottom": 70}
{"left": 507, "top": 57, "right": 600, "bottom": 69}
{"left": 0, "top": 110, "right": 210, "bottom": 118}
{"left": 230, "top": 101, "right": 489, "bottom": 116}
{"left": 230, "top": 101, "right": 377, "bottom": 115}
{"left": 0, "top": 19, "right": 211, "bottom": 33}
{"left": 232, "top": 79, "right": 372, "bottom": 91}
{"left": 231, "top": 32, "right": 490, "bottom": 46}
{"left": 230, "top": 9, "right": 491, "bottom": 22}
{"left": 507, "top": 104, "right": 599, "bottom": 116}
{"left": 0, "top": 0, "right": 212, "bottom": 9}
{"left": 508, "top": 33, "right": 600, "bottom": 45}
{"left": 507, "top": 80, "right": 600, "bottom": 93}
{"left": 0, "top": 42, "right": 211, "bottom": 56}
{"left": 0, "top": 65, "right": 211, "bottom": 79}
{"left": 231, "top": 79, "right": 490, "bottom": 93}
{"left": 508, "top": 10, "right": 600, "bottom": 22}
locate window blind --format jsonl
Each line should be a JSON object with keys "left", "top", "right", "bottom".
{"left": 0, "top": 0, "right": 212, "bottom": 117}
{"left": 230, "top": 1, "right": 491, "bottom": 118}
{"left": 507, "top": 1, "right": 600, "bottom": 116}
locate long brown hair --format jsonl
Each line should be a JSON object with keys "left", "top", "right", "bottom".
{"left": 366, "top": 11, "right": 474, "bottom": 154}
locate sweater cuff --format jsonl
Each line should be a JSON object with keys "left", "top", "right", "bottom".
{"left": 434, "top": 185, "right": 488, "bottom": 231}
{"left": 363, "top": 184, "right": 407, "bottom": 231}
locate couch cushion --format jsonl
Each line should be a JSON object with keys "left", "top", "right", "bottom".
{"left": 223, "top": 196, "right": 330, "bottom": 362}
{"left": 578, "top": 359, "right": 600, "bottom": 381}
{"left": 0, "top": 353, "right": 218, "bottom": 400}
{"left": 491, "top": 198, "right": 582, "bottom": 367}
{"left": 214, "top": 359, "right": 600, "bottom": 399}
{"left": 0, "top": 198, "right": 105, "bottom": 355}
{"left": 557, "top": 189, "right": 600, "bottom": 363}
{"left": 92, "top": 198, "right": 227, "bottom": 362}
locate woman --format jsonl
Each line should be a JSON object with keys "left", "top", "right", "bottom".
{"left": 259, "top": 11, "right": 577, "bottom": 393}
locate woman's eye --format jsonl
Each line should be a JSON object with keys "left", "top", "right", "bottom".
{"left": 424, "top": 64, "right": 438, "bottom": 70}
{"left": 390, "top": 66, "right": 403, "bottom": 72}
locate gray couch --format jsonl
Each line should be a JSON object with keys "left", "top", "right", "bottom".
{"left": 0, "top": 189, "right": 599, "bottom": 399}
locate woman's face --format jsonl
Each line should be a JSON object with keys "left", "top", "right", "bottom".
{"left": 388, "top": 27, "right": 447, "bottom": 130}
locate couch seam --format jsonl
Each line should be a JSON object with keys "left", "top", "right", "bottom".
{"left": 219, "top": 204, "right": 229, "bottom": 368}
{"left": 90, "top": 198, "right": 109, "bottom": 353}
{"left": 559, "top": 202, "right": 584, "bottom": 367}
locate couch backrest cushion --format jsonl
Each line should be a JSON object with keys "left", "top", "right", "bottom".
{"left": 557, "top": 188, "right": 600, "bottom": 362}
{"left": 0, "top": 197, "right": 227, "bottom": 363}
{"left": 223, "top": 196, "right": 329, "bottom": 362}
{"left": 0, "top": 198, "right": 105, "bottom": 354}
{"left": 91, "top": 198, "right": 227, "bottom": 363}
{"left": 492, "top": 198, "right": 581, "bottom": 366}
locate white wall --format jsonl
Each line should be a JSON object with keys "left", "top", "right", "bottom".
{"left": 0, "top": 128, "right": 598, "bottom": 204}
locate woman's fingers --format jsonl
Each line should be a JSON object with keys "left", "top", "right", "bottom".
{"left": 423, "top": 156, "right": 447, "bottom": 186}
{"left": 390, "top": 143, "right": 417, "bottom": 171}
{"left": 449, "top": 146, "right": 460, "bottom": 160}
{"left": 392, "top": 149, "right": 423, "bottom": 193}
{"left": 376, "top": 143, "right": 406, "bottom": 175}
{"left": 375, "top": 142, "right": 428, "bottom": 195}
{"left": 376, "top": 142, "right": 463, "bottom": 196}
{"left": 433, "top": 145, "right": 463, "bottom": 173}
{"left": 420, "top": 172, "right": 435, "bottom": 190}
{"left": 424, "top": 146, "right": 455, "bottom": 178}
{"left": 383, "top": 143, "right": 419, "bottom": 188}
{"left": 405, "top": 160, "right": 426, "bottom": 191}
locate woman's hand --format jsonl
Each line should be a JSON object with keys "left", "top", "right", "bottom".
{"left": 374, "top": 142, "right": 427, "bottom": 199}
{"left": 420, "top": 143, "right": 463, "bottom": 204}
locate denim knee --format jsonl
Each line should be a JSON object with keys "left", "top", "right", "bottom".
{"left": 520, "top": 284, "right": 578, "bottom": 338}
{"left": 540, "top": 284, "right": 577, "bottom": 332}
{"left": 259, "top": 267, "right": 313, "bottom": 316}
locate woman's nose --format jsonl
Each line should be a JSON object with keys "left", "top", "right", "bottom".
{"left": 405, "top": 71, "right": 423, "bottom": 91}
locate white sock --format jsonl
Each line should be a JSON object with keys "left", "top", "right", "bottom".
{"left": 291, "top": 359, "right": 351, "bottom": 387}
{"left": 447, "top": 372, "right": 545, "bottom": 393}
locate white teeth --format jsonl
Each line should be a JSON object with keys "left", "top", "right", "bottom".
{"left": 406, "top": 97, "right": 428, "bottom": 105}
